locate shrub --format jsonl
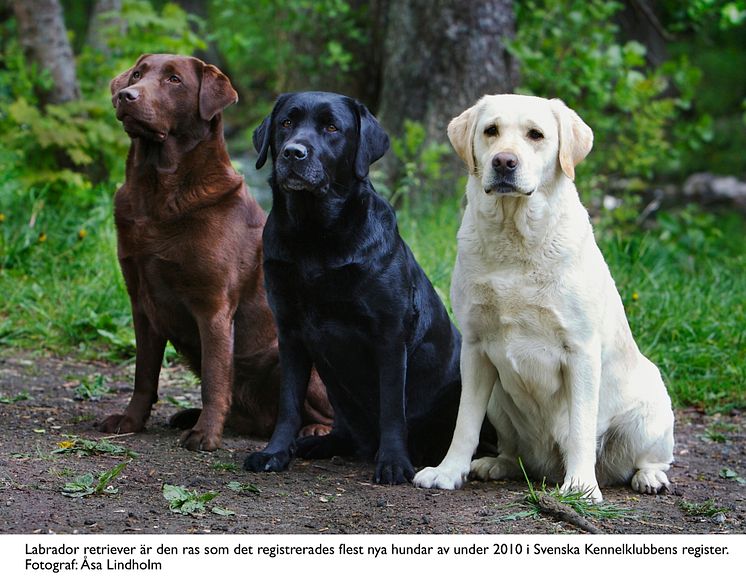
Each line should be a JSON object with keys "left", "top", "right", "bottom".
{"left": 0, "top": 1, "right": 205, "bottom": 203}
{"left": 208, "top": 0, "right": 366, "bottom": 124}
{"left": 508, "top": 0, "right": 712, "bottom": 204}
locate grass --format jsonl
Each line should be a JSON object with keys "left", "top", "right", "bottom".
{"left": 677, "top": 498, "right": 729, "bottom": 518}
{"left": 516, "top": 458, "right": 631, "bottom": 522}
{"left": 211, "top": 461, "right": 239, "bottom": 473}
{"left": 0, "top": 187, "right": 133, "bottom": 358}
{"left": 596, "top": 209, "right": 746, "bottom": 412}
{"left": 0, "top": 176, "right": 744, "bottom": 412}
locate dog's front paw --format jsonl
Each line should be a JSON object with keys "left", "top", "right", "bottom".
{"left": 179, "top": 428, "right": 221, "bottom": 452}
{"left": 470, "top": 456, "right": 521, "bottom": 481}
{"left": 561, "top": 475, "right": 603, "bottom": 503}
{"left": 374, "top": 456, "right": 415, "bottom": 485}
{"left": 631, "top": 468, "right": 670, "bottom": 495}
{"left": 243, "top": 451, "right": 291, "bottom": 473}
{"left": 98, "top": 413, "right": 145, "bottom": 434}
{"left": 413, "top": 464, "right": 468, "bottom": 490}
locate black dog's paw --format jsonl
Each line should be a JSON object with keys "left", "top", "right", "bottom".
{"left": 374, "top": 456, "right": 415, "bottom": 485}
{"left": 243, "top": 451, "right": 291, "bottom": 473}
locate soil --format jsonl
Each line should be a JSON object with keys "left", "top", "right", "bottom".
{"left": 1, "top": 352, "right": 744, "bottom": 535}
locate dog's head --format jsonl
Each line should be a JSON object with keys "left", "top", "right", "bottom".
{"left": 110, "top": 54, "right": 238, "bottom": 142}
{"left": 448, "top": 94, "right": 593, "bottom": 196}
{"left": 253, "top": 91, "right": 389, "bottom": 196}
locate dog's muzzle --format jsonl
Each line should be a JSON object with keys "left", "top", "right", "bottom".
{"left": 484, "top": 152, "right": 532, "bottom": 195}
{"left": 277, "top": 143, "right": 328, "bottom": 195}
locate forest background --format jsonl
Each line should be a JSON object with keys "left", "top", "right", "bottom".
{"left": 0, "top": 0, "right": 744, "bottom": 414}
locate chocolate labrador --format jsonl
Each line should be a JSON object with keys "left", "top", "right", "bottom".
{"left": 243, "top": 92, "right": 462, "bottom": 483}
{"left": 100, "top": 55, "right": 332, "bottom": 450}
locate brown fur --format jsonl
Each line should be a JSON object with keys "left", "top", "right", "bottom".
{"left": 99, "top": 54, "right": 332, "bottom": 450}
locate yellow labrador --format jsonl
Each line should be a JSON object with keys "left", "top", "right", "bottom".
{"left": 413, "top": 94, "right": 674, "bottom": 502}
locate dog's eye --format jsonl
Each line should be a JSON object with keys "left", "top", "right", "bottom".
{"left": 527, "top": 129, "right": 544, "bottom": 140}
{"left": 168, "top": 75, "right": 181, "bottom": 84}
{"left": 325, "top": 124, "right": 338, "bottom": 133}
{"left": 132, "top": 71, "right": 141, "bottom": 80}
{"left": 281, "top": 119, "right": 292, "bottom": 128}
{"left": 484, "top": 125, "right": 498, "bottom": 137}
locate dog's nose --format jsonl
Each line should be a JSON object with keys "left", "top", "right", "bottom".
{"left": 117, "top": 88, "right": 140, "bottom": 103}
{"left": 282, "top": 143, "right": 308, "bottom": 161}
{"left": 492, "top": 152, "right": 518, "bottom": 173}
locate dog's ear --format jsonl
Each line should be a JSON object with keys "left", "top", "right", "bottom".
{"left": 253, "top": 93, "right": 291, "bottom": 170}
{"left": 550, "top": 98, "right": 593, "bottom": 181}
{"left": 353, "top": 101, "right": 389, "bottom": 180}
{"left": 199, "top": 63, "right": 238, "bottom": 121}
{"left": 447, "top": 102, "right": 480, "bottom": 175}
{"left": 110, "top": 53, "right": 150, "bottom": 107}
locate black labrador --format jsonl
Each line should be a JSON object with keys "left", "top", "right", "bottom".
{"left": 243, "top": 91, "right": 462, "bottom": 484}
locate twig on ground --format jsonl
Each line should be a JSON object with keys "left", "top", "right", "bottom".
{"left": 537, "top": 493, "right": 603, "bottom": 534}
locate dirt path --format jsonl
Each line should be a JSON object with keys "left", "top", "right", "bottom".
{"left": 0, "top": 353, "right": 743, "bottom": 535}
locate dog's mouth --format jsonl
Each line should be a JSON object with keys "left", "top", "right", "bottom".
{"left": 276, "top": 166, "right": 329, "bottom": 197}
{"left": 484, "top": 181, "right": 533, "bottom": 196}
{"left": 117, "top": 112, "right": 168, "bottom": 143}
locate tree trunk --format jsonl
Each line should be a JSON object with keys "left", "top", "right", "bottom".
{"left": 12, "top": 0, "right": 80, "bottom": 104}
{"left": 85, "top": 0, "right": 125, "bottom": 55}
{"left": 377, "top": 0, "right": 519, "bottom": 144}
{"left": 616, "top": 0, "right": 669, "bottom": 66}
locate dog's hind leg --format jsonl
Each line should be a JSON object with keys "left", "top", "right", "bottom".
{"left": 470, "top": 389, "right": 522, "bottom": 481}
{"left": 168, "top": 408, "right": 202, "bottom": 430}
{"left": 599, "top": 360, "right": 674, "bottom": 494}
{"left": 294, "top": 427, "right": 354, "bottom": 459}
{"left": 631, "top": 361, "right": 675, "bottom": 494}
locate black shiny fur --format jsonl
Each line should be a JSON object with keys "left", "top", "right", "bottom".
{"left": 243, "top": 92, "right": 462, "bottom": 484}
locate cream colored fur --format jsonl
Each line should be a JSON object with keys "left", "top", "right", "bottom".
{"left": 413, "top": 94, "right": 674, "bottom": 502}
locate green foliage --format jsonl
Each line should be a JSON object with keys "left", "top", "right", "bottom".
{"left": 73, "top": 374, "right": 113, "bottom": 401}
{"left": 397, "top": 193, "right": 461, "bottom": 314}
{"left": 509, "top": 1, "right": 712, "bottom": 203}
{"left": 166, "top": 395, "right": 192, "bottom": 409}
{"left": 384, "top": 120, "right": 455, "bottom": 206}
{"left": 0, "top": 1, "right": 205, "bottom": 204}
{"left": 678, "top": 498, "right": 729, "bottom": 517}
{"left": 701, "top": 421, "right": 738, "bottom": 443}
{"left": 61, "top": 461, "right": 128, "bottom": 498}
{"left": 226, "top": 481, "right": 261, "bottom": 494}
{"left": 209, "top": 0, "right": 366, "bottom": 122}
{"left": 0, "top": 187, "right": 132, "bottom": 355}
{"left": 597, "top": 209, "right": 745, "bottom": 412}
{"left": 53, "top": 437, "right": 138, "bottom": 458}
{"left": 211, "top": 461, "right": 239, "bottom": 473}
{"left": 516, "top": 458, "right": 631, "bottom": 521}
{"left": 662, "top": 0, "right": 746, "bottom": 32}
{"left": 0, "top": 391, "right": 31, "bottom": 404}
{"left": 0, "top": 3, "right": 206, "bottom": 358}
{"left": 162, "top": 483, "right": 224, "bottom": 516}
